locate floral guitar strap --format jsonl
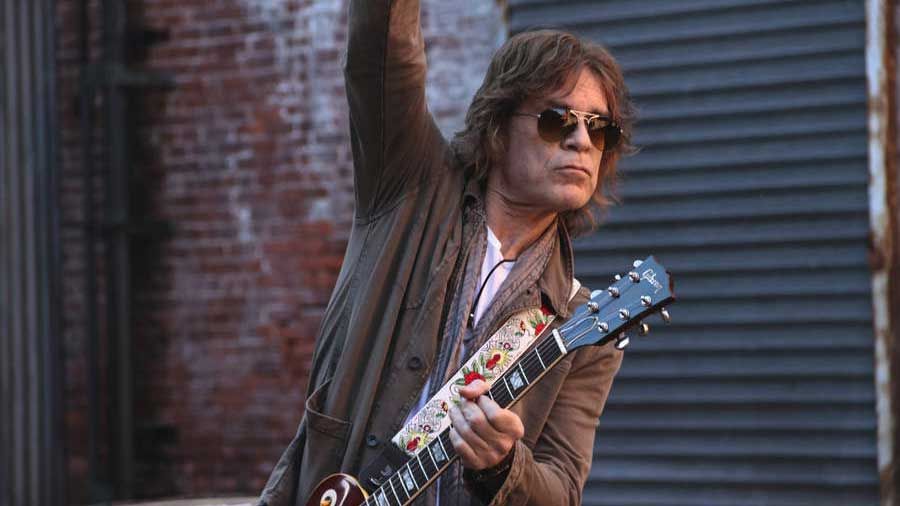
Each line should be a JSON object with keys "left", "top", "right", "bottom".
{"left": 391, "top": 278, "right": 582, "bottom": 455}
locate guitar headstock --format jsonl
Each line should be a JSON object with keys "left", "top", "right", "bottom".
{"left": 560, "top": 255, "right": 675, "bottom": 352}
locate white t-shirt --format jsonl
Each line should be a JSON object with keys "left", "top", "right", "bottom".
{"left": 470, "top": 225, "right": 516, "bottom": 327}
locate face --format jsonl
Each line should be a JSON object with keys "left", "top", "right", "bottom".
{"left": 489, "top": 67, "right": 608, "bottom": 218}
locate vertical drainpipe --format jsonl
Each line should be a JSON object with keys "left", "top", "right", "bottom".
{"left": 101, "top": 0, "right": 135, "bottom": 498}
{"left": 866, "top": 0, "right": 900, "bottom": 505}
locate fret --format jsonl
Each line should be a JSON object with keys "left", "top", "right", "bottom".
{"left": 425, "top": 444, "right": 439, "bottom": 469}
{"left": 440, "top": 432, "right": 456, "bottom": 461}
{"left": 534, "top": 346, "right": 547, "bottom": 370}
{"left": 410, "top": 456, "right": 428, "bottom": 486}
{"left": 407, "top": 462, "right": 420, "bottom": 488}
{"left": 501, "top": 376, "right": 514, "bottom": 399}
{"left": 419, "top": 447, "right": 435, "bottom": 476}
{"left": 374, "top": 490, "right": 390, "bottom": 506}
{"left": 435, "top": 436, "right": 450, "bottom": 465}
{"left": 524, "top": 352, "right": 544, "bottom": 391}
{"left": 416, "top": 454, "right": 428, "bottom": 480}
{"left": 395, "top": 474, "right": 410, "bottom": 500}
{"left": 400, "top": 464, "right": 418, "bottom": 495}
{"left": 517, "top": 362, "right": 530, "bottom": 384}
{"left": 486, "top": 388, "right": 494, "bottom": 401}
{"left": 387, "top": 476, "right": 402, "bottom": 505}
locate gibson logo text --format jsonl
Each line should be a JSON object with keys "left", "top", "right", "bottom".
{"left": 642, "top": 268, "right": 663, "bottom": 294}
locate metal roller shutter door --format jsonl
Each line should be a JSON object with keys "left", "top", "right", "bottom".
{"left": 507, "top": 1, "right": 880, "bottom": 504}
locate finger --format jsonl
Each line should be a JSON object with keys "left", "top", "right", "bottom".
{"left": 449, "top": 426, "right": 484, "bottom": 470}
{"left": 458, "top": 379, "right": 491, "bottom": 401}
{"left": 477, "top": 396, "right": 525, "bottom": 439}
{"left": 461, "top": 398, "right": 503, "bottom": 441}
{"left": 450, "top": 402, "right": 492, "bottom": 454}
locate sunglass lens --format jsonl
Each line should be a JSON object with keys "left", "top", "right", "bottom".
{"left": 584, "top": 117, "right": 619, "bottom": 152}
{"left": 537, "top": 109, "right": 567, "bottom": 142}
{"left": 602, "top": 125, "right": 621, "bottom": 152}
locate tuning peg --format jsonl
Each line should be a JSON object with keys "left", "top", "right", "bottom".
{"left": 614, "top": 274, "right": 622, "bottom": 281}
{"left": 633, "top": 259, "right": 643, "bottom": 268}
{"left": 640, "top": 295, "right": 651, "bottom": 307}
{"left": 638, "top": 321, "right": 650, "bottom": 336}
{"left": 615, "top": 334, "right": 630, "bottom": 350}
{"left": 628, "top": 271, "right": 640, "bottom": 283}
{"left": 598, "top": 322, "right": 609, "bottom": 333}
{"left": 587, "top": 301, "right": 599, "bottom": 313}
{"left": 607, "top": 286, "right": 620, "bottom": 298}
{"left": 618, "top": 308, "right": 630, "bottom": 320}
{"left": 660, "top": 307, "right": 671, "bottom": 323}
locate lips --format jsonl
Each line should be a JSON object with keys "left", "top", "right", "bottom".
{"left": 558, "top": 165, "right": 591, "bottom": 176}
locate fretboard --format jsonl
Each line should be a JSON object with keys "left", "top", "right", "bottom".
{"left": 363, "top": 331, "right": 568, "bottom": 506}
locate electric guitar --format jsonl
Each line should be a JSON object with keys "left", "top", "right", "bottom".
{"left": 305, "top": 255, "right": 675, "bottom": 506}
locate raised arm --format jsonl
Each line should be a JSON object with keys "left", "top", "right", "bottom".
{"left": 344, "top": 0, "right": 447, "bottom": 219}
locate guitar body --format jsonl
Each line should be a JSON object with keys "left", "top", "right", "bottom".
{"left": 305, "top": 473, "right": 368, "bottom": 506}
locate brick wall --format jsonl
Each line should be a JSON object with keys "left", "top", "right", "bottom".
{"left": 56, "top": 0, "right": 505, "bottom": 501}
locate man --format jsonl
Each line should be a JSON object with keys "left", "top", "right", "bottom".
{"left": 259, "top": 0, "right": 633, "bottom": 504}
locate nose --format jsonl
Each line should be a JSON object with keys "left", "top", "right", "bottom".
{"left": 562, "top": 118, "right": 594, "bottom": 152}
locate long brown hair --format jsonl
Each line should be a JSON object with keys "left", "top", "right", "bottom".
{"left": 452, "top": 29, "right": 636, "bottom": 237}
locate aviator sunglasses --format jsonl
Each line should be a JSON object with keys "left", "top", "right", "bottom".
{"left": 513, "top": 106, "right": 622, "bottom": 152}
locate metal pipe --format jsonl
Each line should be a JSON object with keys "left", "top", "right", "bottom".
{"left": 40, "top": 0, "right": 67, "bottom": 499}
{"left": 865, "top": 0, "right": 899, "bottom": 504}
{"left": 2, "top": 4, "right": 12, "bottom": 505}
{"left": 10, "top": 3, "right": 27, "bottom": 504}
{"left": 101, "top": 0, "right": 135, "bottom": 497}
{"left": 2, "top": 1, "right": 26, "bottom": 504}
{"left": 78, "top": 0, "right": 102, "bottom": 501}
{"left": 20, "top": 1, "right": 40, "bottom": 502}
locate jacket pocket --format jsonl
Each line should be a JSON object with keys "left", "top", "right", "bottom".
{"left": 298, "top": 378, "right": 352, "bottom": 499}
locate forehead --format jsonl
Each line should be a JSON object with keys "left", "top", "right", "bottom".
{"left": 530, "top": 68, "right": 609, "bottom": 115}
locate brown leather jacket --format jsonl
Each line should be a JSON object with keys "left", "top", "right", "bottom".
{"left": 257, "top": 1, "right": 623, "bottom": 505}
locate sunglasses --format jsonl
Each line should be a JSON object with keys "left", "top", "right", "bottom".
{"left": 514, "top": 107, "right": 622, "bottom": 152}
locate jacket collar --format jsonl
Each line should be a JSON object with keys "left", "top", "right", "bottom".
{"left": 538, "top": 219, "right": 576, "bottom": 319}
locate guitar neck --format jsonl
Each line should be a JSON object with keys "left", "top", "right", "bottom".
{"left": 364, "top": 331, "right": 569, "bottom": 506}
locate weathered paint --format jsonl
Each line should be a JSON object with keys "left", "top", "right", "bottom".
{"left": 866, "top": 0, "right": 899, "bottom": 504}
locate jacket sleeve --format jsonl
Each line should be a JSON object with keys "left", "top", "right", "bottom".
{"left": 469, "top": 343, "right": 624, "bottom": 505}
{"left": 344, "top": 0, "right": 448, "bottom": 219}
